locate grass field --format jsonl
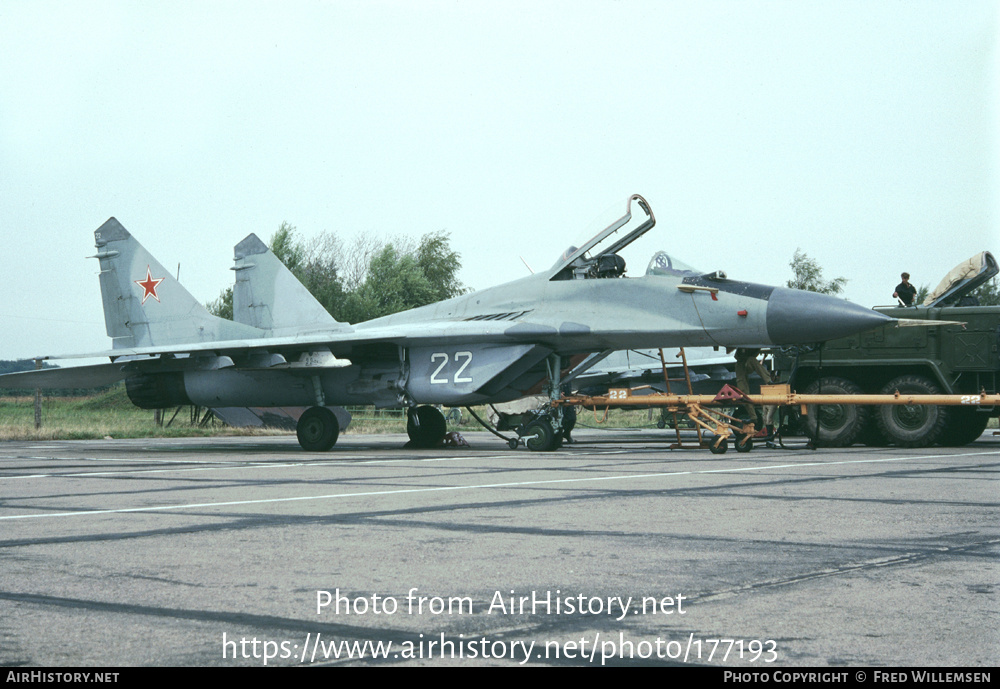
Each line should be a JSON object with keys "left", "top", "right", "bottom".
{"left": 2, "top": 386, "right": 994, "bottom": 442}
{"left": 0, "top": 388, "right": 271, "bottom": 441}
{"left": 0, "top": 385, "right": 673, "bottom": 442}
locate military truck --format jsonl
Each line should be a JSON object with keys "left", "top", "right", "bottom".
{"left": 776, "top": 252, "right": 999, "bottom": 447}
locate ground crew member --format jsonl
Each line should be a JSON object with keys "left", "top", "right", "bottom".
{"left": 735, "top": 348, "right": 776, "bottom": 438}
{"left": 893, "top": 272, "right": 917, "bottom": 306}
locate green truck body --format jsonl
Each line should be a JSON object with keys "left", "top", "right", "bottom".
{"left": 775, "top": 255, "right": 999, "bottom": 447}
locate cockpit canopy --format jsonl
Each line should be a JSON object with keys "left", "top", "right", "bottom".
{"left": 645, "top": 251, "right": 701, "bottom": 278}
{"left": 550, "top": 194, "right": 655, "bottom": 281}
{"left": 549, "top": 194, "right": 716, "bottom": 283}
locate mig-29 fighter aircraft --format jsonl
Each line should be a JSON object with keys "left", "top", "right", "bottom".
{"left": 1, "top": 195, "right": 893, "bottom": 451}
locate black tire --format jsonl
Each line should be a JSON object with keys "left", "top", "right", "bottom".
{"left": 875, "top": 375, "right": 950, "bottom": 447}
{"left": 803, "top": 376, "right": 869, "bottom": 447}
{"left": 939, "top": 408, "right": 990, "bottom": 446}
{"left": 859, "top": 420, "right": 891, "bottom": 447}
{"left": 296, "top": 406, "right": 340, "bottom": 451}
{"left": 524, "top": 419, "right": 559, "bottom": 452}
{"left": 709, "top": 437, "right": 728, "bottom": 454}
{"left": 735, "top": 435, "right": 753, "bottom": 453}
{"left": 407, "top": 405, "right": 447, "bottom": 448}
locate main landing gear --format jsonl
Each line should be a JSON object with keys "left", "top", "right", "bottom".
{"left": 406, "top": 405, "right": 448, "bottom": 448}
{"left": 297, "top": 406, "right": 340, "bottom": 451}
{"left": 296, "top": 404, "right": 448, "bottom": 451}
{"left": 510, "top": 353, "right": 579, "bottom": 452}
{"left": 514, "top": 407, "right": 577, "bottom": 452}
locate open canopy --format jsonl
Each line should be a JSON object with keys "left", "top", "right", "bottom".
{"left": 923, "top": 251, "right": 997, "bottom": 306}
{"left": 550, "top": 194, "right": 655, "bottom": 280}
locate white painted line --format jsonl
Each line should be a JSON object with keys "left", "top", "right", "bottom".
{"left": 1, "top": 450, "right": 996, "bottom": 522}
{"left": 0, "top": 453, "right": 536, "bottom": 480}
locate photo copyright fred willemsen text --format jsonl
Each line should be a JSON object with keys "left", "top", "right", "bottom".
{"left": 221, "top": 588, "right": 779, "bottom": 664}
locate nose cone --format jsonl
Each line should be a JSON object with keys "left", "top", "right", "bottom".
{"left": 766, "top": 288, "right": 893, "bottom": 344}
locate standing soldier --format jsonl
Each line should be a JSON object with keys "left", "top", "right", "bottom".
{"left": 893, "top": 272, "right": 917, "bottom": 306}
{"left": 734, "top": 348, "right": 776, "bottom": 438}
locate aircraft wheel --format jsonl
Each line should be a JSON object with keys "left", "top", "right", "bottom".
{"left": 709, "top": 437, "right": 728, "bottom": 454}
{"left": 803, "top": 376, "right": 868, "bottom": 447}
{"left": 735, "top": 435, "right": 753, "bottom": 453}
{"left": 876, "top": 375, "right": 949, "bottom": 447}
{"left": 407, "top": 405, "right": 447, "bottom": 448}
{"left": 524, "top": 419, "right": 558, "bottom": 452}
{"left": 297, "top": 406, "right": 340, "bottom": 451}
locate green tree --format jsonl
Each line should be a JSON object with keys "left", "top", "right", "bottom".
{"left": 971, "top": 277, "right": 999, "bottom": 306}
{"left": 269, "top": 222, "right": 305, "bottom": 275}
{"left": 915, "top": 284, "right": 930, "bottom": 306}
{"left": 296, "top": 232, "right": 346, "bottom": 316}
{"left": 347, "top": 244, "right": 436, "bottom": 321}
{"left": 206, "top": 285, "right": 233, "bottom": 320}
{"left": 416, "top": 230, "right": 465, "bottom": 302}
{"left": 206, "top": 222, "right": 467, "bottom": 324}
{"left": 0, "top": 359, "right": 54, "bottom": 374}
{"left": 787, "top": 249, "right": 847, "bottom": 295}
{"left": 321, "top": 230, "right": 466, "bottom": 322}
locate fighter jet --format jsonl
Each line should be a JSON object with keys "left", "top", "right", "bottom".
{"left": 0, "top": 194, "right": 893, "bottom": 451}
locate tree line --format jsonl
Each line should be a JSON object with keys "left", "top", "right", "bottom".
{"left": 207, "top": 222, "right": 467, "bottom": 323}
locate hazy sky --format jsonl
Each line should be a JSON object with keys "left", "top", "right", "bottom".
{"left": 1, "top": 0, "right": 997, "bottom": 360}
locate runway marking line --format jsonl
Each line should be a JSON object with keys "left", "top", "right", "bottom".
{"left": 0, "top": 453, "right": 538, "bottom": 480}
{"left": 1, "top": 450, "right": 996, "bottom": 522}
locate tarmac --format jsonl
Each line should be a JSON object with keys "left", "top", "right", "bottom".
{"left": 1, "top": 428, "right": 997, "bottom": 667}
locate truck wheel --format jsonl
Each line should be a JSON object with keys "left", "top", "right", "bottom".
{"left": 803, "top": 376, "right": 869, "bottom": 447}
{"left": 876, "top": 375, "right": 950, "bottom": 447}
{"left": 859, "top": 422, "right": 890, "bottom": 447}
{"left": 939, "top": 408, "right": 990, "bottom": 446}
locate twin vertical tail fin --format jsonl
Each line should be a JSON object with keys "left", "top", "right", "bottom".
{"left": 232, "top": 234, "right": 347, "bottom": 334}
{"left": 93, "top": 218, "right": 264, "bottom": 349}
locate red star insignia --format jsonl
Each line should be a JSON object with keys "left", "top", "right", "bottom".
{"left": 134, "top": 266, "right": 164, "bottom": 304}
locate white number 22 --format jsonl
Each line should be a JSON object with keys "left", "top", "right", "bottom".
{"left": 430, "top": 351, "right": 474, "bottom": 384}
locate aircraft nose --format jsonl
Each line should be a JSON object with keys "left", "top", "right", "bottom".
{"left": 765, "top": 287, "right": 893, "bottom": 344}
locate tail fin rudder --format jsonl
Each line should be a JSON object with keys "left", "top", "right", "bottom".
{"left": 232, "top": 234, "right": 347, "bottom": 334}
{"left": 94, "top": 218, "right": 264, "bottom": 348}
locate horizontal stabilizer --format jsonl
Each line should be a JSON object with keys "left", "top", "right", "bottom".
{"left": 0, "top": 362, "right": 127, "bottom": 390}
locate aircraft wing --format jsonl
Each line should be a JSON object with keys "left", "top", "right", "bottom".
{"left": 0, "top": 362, "right": 131, "bottom": 390}
{"left": 0, "top": 319, "right": 561, "bottom": 410}
{"left": 573, "top": 348, "right": 738, "bottom": 396}
{"left": 25, "top": 318, "right": 549, "bottom": 362}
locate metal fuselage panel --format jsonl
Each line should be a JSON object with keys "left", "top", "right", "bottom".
{"left": 360, "top": 273, "right": 772, "bottom": 353}
{"left": 178, "top": 366, "right": 403, "bottom": 408}
{"left": 154, "top": 346, "right": 553, "bottom": 409}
